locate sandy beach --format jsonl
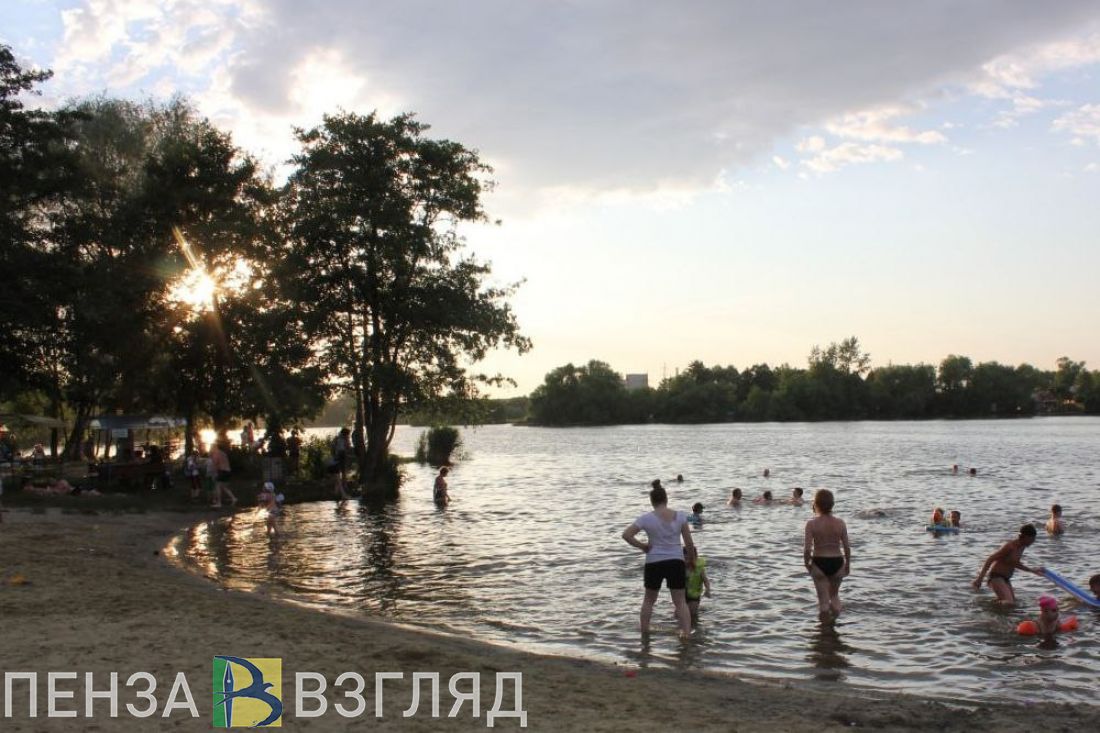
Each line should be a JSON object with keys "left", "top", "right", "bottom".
{"left": 1, "top": 509, "right": 1097, "bottom": 732}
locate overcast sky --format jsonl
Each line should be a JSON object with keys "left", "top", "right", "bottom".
{"left": 7, "top": 1, "right": 1100, "bottom": 393}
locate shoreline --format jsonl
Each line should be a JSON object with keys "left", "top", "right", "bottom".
{"left": 2, "top": 509, "right": 1098, "bottom": 731}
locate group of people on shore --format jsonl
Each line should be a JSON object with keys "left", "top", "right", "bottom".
{"left": 622, "top": 473, "right": 1095, "bottom": 640}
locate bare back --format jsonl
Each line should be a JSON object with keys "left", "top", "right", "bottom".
{"left": 805, "top": 514, "right": 848, "bottom": 558}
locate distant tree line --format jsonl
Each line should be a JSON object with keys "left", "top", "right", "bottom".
{"left": 527, "top": 338, "right": 1100, "bottom": 426}
{"left": 0, "top": 46, "right": 527, "bottom": 490}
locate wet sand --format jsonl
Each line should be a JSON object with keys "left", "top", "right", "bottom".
{"left": 1, "top": 509, "right": 1097, "bottom": 732}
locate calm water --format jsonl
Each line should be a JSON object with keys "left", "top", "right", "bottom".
{"left": 177, "top": 419, "right": 1100, "bottom": 703}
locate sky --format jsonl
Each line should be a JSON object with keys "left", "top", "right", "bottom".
{"left": 5, "top": 1, "right": 1100, "bottom": 395}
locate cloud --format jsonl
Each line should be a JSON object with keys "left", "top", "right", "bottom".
{"left": 801, "top": 142, "right": 904, "bottom": 174}
{"left": 1053, "top": 104, "right": 1100, "bottom": 146}
{"left": 44, "top": 0, "right": 1100, "bottom": 196}
{"left": 823, "top": 105, "right": 946, "bottom": 145}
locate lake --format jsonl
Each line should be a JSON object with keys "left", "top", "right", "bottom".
{"left": 177, "top": 418, "right": 1100, "bottom": 703}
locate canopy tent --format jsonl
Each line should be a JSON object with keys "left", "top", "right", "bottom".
{"left": 0, "top": 413, "right": 67, "bottom": 430}
{"left": 0, "top": 413, "right": 68, "bottom": 460}
{"left": 88, "top": 415, "right": 185, "bottom": 462}
{"left": 88, "top": 415, "right": 186, "bottom": 431}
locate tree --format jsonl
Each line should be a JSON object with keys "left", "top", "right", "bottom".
{"left": 0, "top": 46, "right": 71, "bottom": 405}
{"left": 280, "top": 112, "right": 529, "bottom": 491}
{"left": 809, "top": 336, "right": 871, "bottom": 376}
{"left": 529, "top": 361, "right": 631, "bottom": 425}
{"left": 936, "top": 354, "right": 973, "bottom": 416}
{"left": 1053, "top": 357, "right": 1086, "bottom": 401}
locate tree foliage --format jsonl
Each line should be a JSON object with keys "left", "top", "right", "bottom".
{"left": 279, "top": 112, "right": 529, "bottom": 490}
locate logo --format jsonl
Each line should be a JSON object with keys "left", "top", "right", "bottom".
{"left": 213, "top": 657, "right": 283, "bottom": 728}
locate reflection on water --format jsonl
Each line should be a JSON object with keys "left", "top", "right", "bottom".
{"left": 179, "top": 418, "right": 1100, "bottom": 704}
{"left": 808, "top": 624, "right": 853, "bottom": 680}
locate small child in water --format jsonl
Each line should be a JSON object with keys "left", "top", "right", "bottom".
{"left": 1046, "top": 504, "right": 1065, "bottom": 535}
{"left": 948, "top": 510, "right": 962, "bottom": 528}
{"left": 257, "top": 481, "right": 281, "bottom": 536}
{"left": 753, "top": 490, "right": 774, "bottom": 505}
{"left": 1036, "top": 595, "right": 1061, "bottom": 644}
{"left": 786, "top": 487, "right": 805, "bottom": 506}
{"left": 683, "top": 546, "right": 712, "bottom": 620}
{"left": 1090, "top": 574, "right": 1100, "bottom": 601}
{"left": 688, "top": 502, "right": 704, "bottom": 527}
{"left": 727, "top": 488, "right": 743, "bottom": 507}
{"left": 931, "top": 507, "right": 946, "bottom": 526}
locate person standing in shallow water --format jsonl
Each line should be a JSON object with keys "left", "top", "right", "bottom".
{"left": 804, "top": 489, "right": 850, "bottom": 623}
{"left": 622, "top": 483, "right": 695, "bottom": 638}
{"left": 972, "top": 524, "right": 1039, "bottom": 604}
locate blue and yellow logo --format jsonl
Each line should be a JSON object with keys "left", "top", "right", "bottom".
{"left": 212, "top": 657, "right": 283, "bottom": 728}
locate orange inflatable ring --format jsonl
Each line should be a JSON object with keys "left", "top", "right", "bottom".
{"left": 1017, "top": 616, "right": 1078, "bottom": 635}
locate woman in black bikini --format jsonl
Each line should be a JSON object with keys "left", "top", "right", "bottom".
{"left": 803, "top": 489, "right": 850, "bottom": 623}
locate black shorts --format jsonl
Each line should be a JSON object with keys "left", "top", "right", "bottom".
{"left": 216, "top": 470, "right": 231, "bottom": 482}
{"left": 644, "top": 559, "right": 686, "bottom": 590}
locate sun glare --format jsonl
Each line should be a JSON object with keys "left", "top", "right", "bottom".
{"left": 169, "top": 267, "right": 218, "bottom": 312}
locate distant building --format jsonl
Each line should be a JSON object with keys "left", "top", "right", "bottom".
{"left": 623, "top": 373, "right": 649, "bottom": 391}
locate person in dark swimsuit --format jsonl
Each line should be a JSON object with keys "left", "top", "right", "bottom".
{"left": 803, "top": 489, "right": 850, "bottom": 623}
{"left": 972, "top": 524, "right": 1039, "bottom": 604}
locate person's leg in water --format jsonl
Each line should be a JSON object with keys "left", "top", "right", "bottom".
{"left": 989, "top": 576, "right": 1015, "bottom": 604}
{"left": 640, "top": 587, "right": 660, "bottom": 633}
{"left": 687, "top": 596, "right": 700, "bottom": 623}
{"left": 670, "top": 588, "right": 692, "bottom": 637}
{"left": 828, "top": 575, "right": 844, "bottom": 617}
{"left": 810, "top": 567, "right": 834, "bottom": 622}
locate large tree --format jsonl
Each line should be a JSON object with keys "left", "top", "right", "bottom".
{"left": 280, "top": 112, "right": 529, "bottom": 491}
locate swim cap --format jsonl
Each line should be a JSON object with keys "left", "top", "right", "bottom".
{"left": 1038, "top": 595, "right": 1058, "bottom": 611}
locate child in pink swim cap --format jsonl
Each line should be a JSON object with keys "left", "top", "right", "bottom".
{"left": 1036, "top": 595, "right": 1060, "bottom": 641}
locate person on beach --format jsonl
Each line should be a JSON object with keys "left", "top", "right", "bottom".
{"left": 331, "top": 428, "right": 351, "bottom": 500}
{"left": 433, "top": 466, "right": 450, "bottom": 506}
{"left": 621, "top": 483, "right": 695, "bottom": 638}
{"left": 684, "top": 545, "right": 712, "bottom": 621}
{"left": 1045, "top": 504, "right": 1065, "bottom": 535}
{"left": 786, "top": 487, "right": 805, "bottom": 506}
{"left": 727, "top": 488, "right": 743, "bottom": 507}
{"left": 209, "top": 440, "right": 237, "bottom": 509}
{"left": 804, "top": 489, "right": 850, "bottom": 623}
{"left": 287, "top": 429, "right": 302, "bottom": 476}
{"left": 971, "top": 524, "right": 1040, "bottom": 604}
{"left": 753, "top": 490, "right": 774, "bottom": 505}
{"left": 184, "top": 450, "right": 201, "bottom": 501}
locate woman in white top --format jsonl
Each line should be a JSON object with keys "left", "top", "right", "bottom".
{"left": 622, "top": 482, "right": 695, "bottom": 637}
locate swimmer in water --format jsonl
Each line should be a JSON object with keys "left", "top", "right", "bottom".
{"left": 786, "top": 487, "right": 805, "bottom": 506}
{"left": 1045, "top": 504, "right": 1065, "bottom": 535}
{"left": 972, "top": 524, "right": 1040, "bottom": 605}
{"left": 752, "top": 490, "right": 774, "bottom": 505}
{"left": 968, "top": 467, "right": 977, "bottom": 476}
{"left": 688, "top": 502, "right": 704, "bottom": 527}
{"left": 433, "top": 466, "right": 450, "bottom": 506}
{"left": 675, "top": 474, "right": 684, "bottom": 483}
{"left": 951, "top": 464, "right": 959, "bottom": 475}
{"left": 726, "top": 488, "right": 743, "bottom": 507}
{"left": 763, "top": 468, "right": 771, "bottom": 479}
{"left": 947, "top": 510, "right": 962, "bottom": 528}
{"left": 804, "top": 489, "right": 850, "bottom": 623}
{"left": 930, "top": 507, "right": 946, "bottom": 526}
{"left": 1036, "top": 595, "right": 1061, "bottom": 645}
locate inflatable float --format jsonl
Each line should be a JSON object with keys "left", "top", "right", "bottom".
{"left": 926, "top": 524, "right": 959, "bottom": 533}
{"left": 1042, "top": 568, "right": 1100, "bottom": 608}
{"left": 1018, "top": 616, "right": 1078, "bottom": 635}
